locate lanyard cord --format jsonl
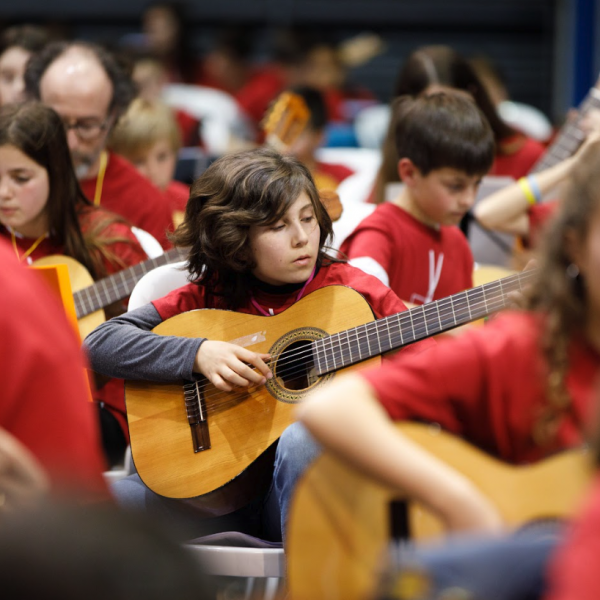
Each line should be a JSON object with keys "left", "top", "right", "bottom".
{"left": 93, "top": 151, "right": 108, "bottom": 207}
{"left": 11, "top": 229, "right": 47, "bottom": 262}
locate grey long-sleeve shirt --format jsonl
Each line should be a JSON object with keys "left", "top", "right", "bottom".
{"left": 83, "top": 304, "right": 205, "bottom": 382}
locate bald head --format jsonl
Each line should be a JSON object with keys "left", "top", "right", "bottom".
{"left": 39, "top": 46, "right": 113, "bottom": 116}
{"left": 24, "top": 40, "right": 135, "bottom": 179}
{"left": 25, "top": 40, "right": 135, "bottom": 116}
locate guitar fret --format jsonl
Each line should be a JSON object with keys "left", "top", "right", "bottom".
{"left": 314, "top": 270, "right": 535, "bottom": 376}
{"left": 530, "top": 84, "right": 600, "bottom": 173}
{"left": 71, "top": 247, "right": 185, "bottom": 318}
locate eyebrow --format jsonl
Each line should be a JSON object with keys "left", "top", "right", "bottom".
{"left": 8, "top": 167, "right": 34, "bottom": 174}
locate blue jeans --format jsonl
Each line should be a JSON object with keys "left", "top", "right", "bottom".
{"left": 110, "top": 423, "right": 321, "bottom": 542}
{"left": 386, "top": 528, "right": 563, "bottom": 600}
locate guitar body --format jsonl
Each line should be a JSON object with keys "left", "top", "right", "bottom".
{"left": 125, "top": 285, "right": 378, "bottom": 513}
{"left": 286, "top": 423, "right": 593, "bottom": 600}
{"left": 33, "top": 255, "right": 105, "bottom": 338}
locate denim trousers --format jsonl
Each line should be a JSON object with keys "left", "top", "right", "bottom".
{"left": 110, "top": 422, "right": 322, "bottom": 543}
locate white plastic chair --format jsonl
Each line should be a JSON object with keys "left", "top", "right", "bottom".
{"left": 128, "top": 260, "right": 189, "bottom": 310}
{"left": 162, "top": 83, "right": 253, "bottom": 155}
{"left": 353, "top": 103, "right": 391, "bottom": 149}
{"left": 131, "top": 227, "right": 164, "bottom": 259}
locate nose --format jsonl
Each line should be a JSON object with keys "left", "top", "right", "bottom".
{"left": 460, "top": 186, "right": 478, "bottom": 210}
{"left": 292, "top": 221, "right": 309, "bottom": 246}
{"left": 0, "top": 176, "right": 12, "bottom": 199}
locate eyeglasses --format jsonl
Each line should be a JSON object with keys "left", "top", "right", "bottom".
{"left": 61, "top": 116, "right": 111, "bottom": 141}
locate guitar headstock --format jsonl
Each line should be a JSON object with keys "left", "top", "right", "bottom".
{"left": 261, "top": 92, "right": 310, "bottom": 153}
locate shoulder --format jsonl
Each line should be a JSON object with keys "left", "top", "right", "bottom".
{"left": 78, "top": 206, "right": 135, "bottom": 238}
{"left": 351, "top": 203, "right": 405, "bottom": 234}
{"left": 151, "top": 282, "right": 205, "bottom": 321}
{"left": 106, "top": 153, "right": 163, "bottom": 195}
{"left": 316, "top": 261, "right": 406, "bottom": 317}
{"left": 467, "top": 311, "right": 542, "bottom": 355}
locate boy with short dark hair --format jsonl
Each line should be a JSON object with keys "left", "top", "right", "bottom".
{"left": 340, "top": 91, "right": 495, "bottom": 304}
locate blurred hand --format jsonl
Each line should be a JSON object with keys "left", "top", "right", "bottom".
{"left": 0, "top": 427, "right": 49, "bottom": 515}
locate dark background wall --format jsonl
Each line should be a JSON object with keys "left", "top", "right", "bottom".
{"left": 1, "top": 0, "right": 597, "bottom": 123}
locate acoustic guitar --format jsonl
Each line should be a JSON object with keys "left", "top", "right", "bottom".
{"left": 262, "top": 91, "right": 344, "bottom": 221}
{"left": 125, "top": 268, "right": 535, "bottom": 515}
{"left": 286, "top": 422, "right": 593, "bottom": 600}
{"left": 33, "top": 246, "right": 186, "bottom": 338}
{"left": 529, "top": 76, "right": 600, "bottom": 174}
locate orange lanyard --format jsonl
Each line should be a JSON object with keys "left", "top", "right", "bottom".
{"left": 11, "top": 229, "right": 46, "bottom": 262}
{"left": 93, "top": 151, "right": 108, "bottom": 207}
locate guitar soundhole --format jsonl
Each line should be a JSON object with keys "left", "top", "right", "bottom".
{"left": 275, "top": 339, "right": 316, "bottom": 391}
{"left": 266, "top": 326, "right": 331, "bottom": 403}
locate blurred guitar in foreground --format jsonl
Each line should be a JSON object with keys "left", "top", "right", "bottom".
{"left": 287, "top": 422, "right": 593, "bottom": 600}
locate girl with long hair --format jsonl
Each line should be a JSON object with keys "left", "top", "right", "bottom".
{"left": 372, "top": 45, "right": 545, "bottom": 204}
{"left": 299, "top": 134, "right": 600, "bottom": 533}
{"left": 0, "top": 101, "right": 147, "bottom": 467}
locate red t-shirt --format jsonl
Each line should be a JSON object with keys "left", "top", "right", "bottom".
{"left": 340, "top": 203, "right": 473, "bottom": 305}
{"left": 361, "top": 311, "right": 598, "bottom": 464}
{"left": 2, "top": 207, "right": 147, "bottom": 440}
{"left": 174, "top": 108, "right": 201, "bottom": 147}
{"left": 2, "top": 206, "right": 147, "bottom": 273}
{"left": 544, "top": 473, "right": 600, "bottom": 600}
{"left": 490, "top": 134, "right": 546, "bottom": 179}
{"left": 80, "top": 152, "right": 174, "bottom": 249}
{"left": 152, "top": 261, "right": 435, "bottom": 360}
{"left": 235, "top": 64, "right": 288, "bottom": 126}
{"left": 164, "top": 180, "right": 190, "bottom": 214}
{"left": 527, "top": 200, "right": 558, "bottom": 248}
{"left": 0, "top": 239, "right": 108, "bottom": 497}
{"left": 313, "top": 161, "right": 355, "bottom": 191}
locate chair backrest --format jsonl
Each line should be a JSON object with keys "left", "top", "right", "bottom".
{"left": 162, "top": 84, "right": 252, "bottom": 155}
{"left": 131, "top": 227, "right": 164, "bottom": 259}
{"left": 128, "top": 260, "right": 189, "bottom": 310}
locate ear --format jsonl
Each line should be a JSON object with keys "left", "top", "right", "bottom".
{"left": 398, "top": 158, "right": 420, "bottom": 187}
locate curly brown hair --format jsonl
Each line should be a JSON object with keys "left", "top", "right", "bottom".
{"left": 171, "top": 147, "right": 336, "bottom": 309}
{"left": 524, "top": 141, "right": 600, "bottom": 447}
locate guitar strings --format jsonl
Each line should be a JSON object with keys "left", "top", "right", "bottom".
{"left": 184, "top": 273, "right": 533, "bottom": 411}
{"left": 75, "top": 249, "right": 186, "bottom": 316}
{"left": 186, "top": 273, "right": 532, "bottom": 408}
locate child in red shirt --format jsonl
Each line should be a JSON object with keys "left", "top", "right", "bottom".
{"left": 0, "top": 102, "right": 147, "bottom": 468}
{"left": 84, "top": 147, "right": 433, "bottom": 542}
{"left": 299, "top": 135, "right": 600, "bottom": 535}
{"left": 341, "top": 91, "right": 494, "bottom": 305}
{"left": 109, "top": 97, "right": 190, "bottom": 228}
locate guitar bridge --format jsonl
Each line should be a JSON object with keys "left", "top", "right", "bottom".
{"left": 183, "top": 381, "right": 211, "bottom": 453}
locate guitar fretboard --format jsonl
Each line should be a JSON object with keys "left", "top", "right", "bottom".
{"left": 312, "top": 269, "right": 535, "bottom": 376}
{"left": 74, "top": 247, "right": 186, "bottom": 318}
{"left": 529, "top": 86, "right": 600, "bottom": 174}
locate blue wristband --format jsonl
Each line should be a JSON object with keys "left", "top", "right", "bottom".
{"left": 526, "top": 175, "right": 542, "bottom": 203}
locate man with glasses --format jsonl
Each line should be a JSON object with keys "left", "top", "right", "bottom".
{"left": 24, "top": 41, "right": 174, "bottom": 249}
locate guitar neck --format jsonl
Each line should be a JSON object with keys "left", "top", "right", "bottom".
{"left": 313, "top": 269, "right": 536, "bottom": 376}
{"left": 73, "top": 247, "right": 186, "bottom": 318}
{"left": 529, "top": 86, "right": 600, "bottom": 174}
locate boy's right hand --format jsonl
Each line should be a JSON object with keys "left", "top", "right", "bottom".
{"left": 194, "top": 341, "right": 272, "bottom": 391}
